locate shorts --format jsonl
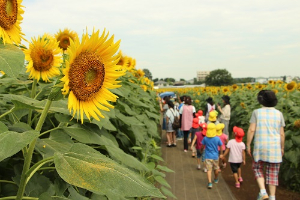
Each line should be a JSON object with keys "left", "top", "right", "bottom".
{"left": 230, "top": 163, "right": 241, "bottom": 173}
{"left": 196, "top": 149, "right": 202, "bottom": 159}
{"left": 205, "top": 159, "right": 219, "bottom": 171}
{"left": 252, "top": 161, "right": 280, "bottom": 186}
{"left": 166, "top": 122, "right": 174, "bottom": 132}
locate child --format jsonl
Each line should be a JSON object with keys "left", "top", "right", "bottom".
{"left": 198, "top": 110, "right": 205, "bottom": 124}
{"left": 191, "top": 123, "right": 207, "bottom": 170}
{"left": 220, "top": 126, "right": 245, "bottom": 188}
{"left": 190, "top": 117, "right": 200, "bottom": 157}
{"left": 165, "top": 101, "right": 180, "bottom": 147}
{"left": 216, "top": 123, "right": 228, "bottom": 170}
{"left": 201, "top": 123, "right": 223, "bottom": 189}
{"left": 207, "top": 110, "right": 219, "bottom": 125}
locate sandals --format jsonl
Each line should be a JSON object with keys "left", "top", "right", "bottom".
{"left": 235, "top": 183, "right": 240, "bottom": 188}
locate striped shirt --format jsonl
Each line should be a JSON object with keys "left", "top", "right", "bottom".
{"left": 250, "top": 107, "right": 285, "bottom": 163}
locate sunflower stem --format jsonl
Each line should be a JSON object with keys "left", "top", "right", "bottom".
{"left": 28, "top": 79, "right": 37, "bottom": 124}
{"left": 16, "top": 99, "right": 53, "bottom": 200}
{"left": 0, "top": 108, "right": 13, "bottom": 119}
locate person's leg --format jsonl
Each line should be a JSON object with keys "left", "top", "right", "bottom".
{"left": 253, "top": 161, "right": 268, "bottom": 198}
{"left": 172, "top": 131, "right": 177, "bottom": 145}
{"left": 196, "top": 149, "right": 201, "bottom": 169}
{"left": 213, "top": 160, "right": 219, "bottom": 182}
{"left": 166, "top": 132, "right": 172, "bottom": 146}
{"left": 183, "top": 131, "right": 189, "bottom": 150}
{"left": 266, "top": 163, "right": 280, "bottom": 198}
{"left": 205, "top": 160, "right": 212, "bottom": 184}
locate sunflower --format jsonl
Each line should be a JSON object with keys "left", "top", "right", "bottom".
{"left": 272, "top": 89, "right": 278, "bottom": 94}
{"left": 268, "top": 80, "right": 275, "bottom": 85}
{"left": 134, "top": 69, "right": 144, "bottom": 79}
{"left": 240, "top": 102, "right": 246, "bottom": 109}
{"left": 195, "top": 99, "right": 200, "bottom": 103}
{"left": 61, "top": 29, "right": 125, "bottom": 123}
{"left": 222, "top": 87, "right": 229, "bottom": 93}
{"left": 246, "top": 84, "right": 252, "bottom": 90}
{"left": 25, "top": 34, "right": 62, "bottom": 82}
{"left": 276, "top": 80, "right": 283, "bottom": 84}
{"left": 55, "top": 28, "right": 78, "bottom": 51}
{"left": 284, "top": 81, "right": 297, "bottom": 92}
{"left": 0, "top": 0, "right": 25, "bottom": 44}
{"left": 294, "top": 119, "right": 300, "bottom": 128}
{"left": 141, "top": 85, "right": 147, "bottom": 91}
{"left": 231, "top": 84, "right": 239, "bottom": 91}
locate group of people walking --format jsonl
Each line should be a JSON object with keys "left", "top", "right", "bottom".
{"left": 159, "top": 90, "right": 285, "bottom": 200}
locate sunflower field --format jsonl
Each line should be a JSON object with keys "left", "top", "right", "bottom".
{"left": 157, "top": 81, "right": 300, "bottom": 191}
{"left": 0, "top": 1, "right": 175, "bottom": 199}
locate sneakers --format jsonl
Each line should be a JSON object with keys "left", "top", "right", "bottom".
{"left": 177, "top": 137, "right": 183, "bottom": 140}
{"left": 184, "top": 149, "right": 188, "bottom": 152}
{"left": 167, "top": 144, "right": 172, "bottom": 147}
{"left": 172, "top": 143, "right": 177, "bottom": 147}
{"left": 257, "top": 192, "right": 269, "bottom": 200}
{"left": 197, "top": 165, "right": 201, "bottom": 170}
{"left": 203, "top": 168, "right": 207, "bottom": 173}
{"left": 207, "top": 183, "right": 213, "bottom": 189}
{"left": 238, "top": 177, "right": 243, "bottom": 182}
{"left": 235, "top": 183, "right": 240, "bottom": 188}
{"left": 214, "top": 178, "right": 219, "bottom": 183}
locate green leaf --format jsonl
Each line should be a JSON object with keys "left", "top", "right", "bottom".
{"left": 25, "top": 173, "right": 55, "bottom": 197}
{"left": 36, "top": 130, "right": 74, "bottom": 158}
{"left": 292, "top": 135, "right": 300, "bottom": 146}
{"left": 146, "top": 162, "right": 155, "bottom": 170}
{"left": 117, "top": 100, "right": 136, "bottom": 116}
{"left": 68, "top": 186, "right": 89, "bottom": 200}
{"left": 156, "top": 165, "right": 174, "bottom": 173}
{"left": 0, "top": 121, "right": 8, "bottom": 133}
{"left": 39, "top": 193, "right": 71, "bottom": 200}
{"left": 54, "top": 144, "right": 165, "bottom": 199}
{"left": 0, "top": 43, "right": 25, "bottom": 78}
{"left": 116, "top": 110, "right": 144, "bottom": 126}
{"left": 0, "top": 130, "right": 39, "bottom": 162}
{"left": 131, "top": 146, "right": 143, "bottom": 150}
{"left": 160, "top": 186, "right": 177, "bottom": 199}
{"left": 105, "top": 145, "right": 148, "bottom": 172}
{"left": 150, "top": 155, "right": 164, "bottom": 162}
{"left": 154, "top": 176, "right": 171, "bottom": 188}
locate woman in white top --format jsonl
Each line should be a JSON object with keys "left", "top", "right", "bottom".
{"left": 166, "top": 101, "right": 180, "bottom": 147}
{"left": 217, "top": 95, "right": 231, "bottom": 136}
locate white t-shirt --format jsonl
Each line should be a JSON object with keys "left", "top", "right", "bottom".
{"left": 226, "top": 139, "right": 245, "bottom": 163}
{"left": 166, "top": 108, "right": 180, "bottom": 123}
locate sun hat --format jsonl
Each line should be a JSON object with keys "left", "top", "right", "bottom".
{"left": 257, "top": 90, "right": 278, "bottom": 107}
{"left": 233, "top": 126, "right": 245, "bottom": 142}
{"left": 199, "top": 123, "right": 207, "bottom": 135}
{"left": 208, "top": 110, "right": 217, "bottom": 122}
{"left": 195, "top": 113, "right": 199, "bottom": 118}
{"left": 192, "top": 118, "right": 199, "bottom": 128}
{"left": 198, "top": 110, "right": 203, "bottom": 116}
{"left": 206, "top": 123, "right": 217, "bottom": 138}
{"left": 216, "top": 123, "right": 225, "bottom": 136}
{"left": 222, "top": 95, "right": 230, "bottom": 104}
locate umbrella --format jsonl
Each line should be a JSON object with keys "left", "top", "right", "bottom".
{"left": 159, "top": 92, "right": 175, "bottom": 99}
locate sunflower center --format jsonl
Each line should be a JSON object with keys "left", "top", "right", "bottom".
{"left": 59, "top": 36, "right": 70, "bottom": 50}
{"left": 69, "top": 52, "right": 105, "bottom": 102}
{"left": 0, "top": 0, "right": 18, "bottom": 30}
{"left": 287, "top": 83, "right": 294, "bottom": 90}
{"left": 31, "top": 48, "right": 54, "bottom": 72}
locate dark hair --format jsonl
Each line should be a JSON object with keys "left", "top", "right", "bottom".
{"left": 185, "top": 96, "right": 192, "bottom": 105}
{"left": 206, "top": 97, "right": 214, "bottom": 105}
{"left": 163, "top": 96, "right": 170, "bottom": 103}
{"left": 222, "top": 95, "right": 230, "bottom": 105}
{"left": 257, "top": 90, "right": 278, "bottom": 107}
{"left": 167, "top": 101, "right": 174, "bottom": 108}
{"left": 180, "top": 95, "right": 186, "bottom": 102}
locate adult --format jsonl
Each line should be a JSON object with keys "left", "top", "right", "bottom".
{"left": 160, "top": 96, "right": 170, "bottom": 132}
{"left": 179, "top": 96, "right": 196, "bottom": 152}
{"left": 246, "top": 90, "right": 285, "bottom": 200}
{"left": 217, "top": 95, "right": 231, "bottom": 136}
{"left": 177, "top": 95, "right": 186, "bottom": 140}
{"left": 165, "top": 101, "right": 180, "bottom": 147}
{"left": 205, "top": 97, "right": 215, "bottom": 122}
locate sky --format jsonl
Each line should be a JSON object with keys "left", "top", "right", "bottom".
{"left": 22, "top": 0, "right": 300, "bottom": 81}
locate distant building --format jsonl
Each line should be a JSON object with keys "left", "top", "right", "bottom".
{"left": 197, "top": 71, "right": 210, "bottom": 81}
{"left": 173, "top": 81, "right": 185, "bottom": 86}
{"left": 154, "top": 80, "right": 169, "bottom": 87}
{"left": 268, "top": 76, "right": 284, "bottom": 82}
{"left": 286, "top": 76, "right": 292, "bottom": 83}
{"left": 255, "top": 77, "right": 268, "bottom": 84}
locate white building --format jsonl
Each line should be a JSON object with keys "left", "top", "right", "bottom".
{"left": 197, "top": 71, "right": 210, "bottom": 81}
{"left": 255, "top": 77, "right": 268, "bottom": 84}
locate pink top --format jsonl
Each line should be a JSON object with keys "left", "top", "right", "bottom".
{"left": 195, "top": 131, "right": 205, "bottom": 149}
{"left": 226, "top": 139, "right": 246, "bottom": 163}
{"left": 218, "top": 133, "right": 228, "bottom": 151}
{"left": 179, "top": 105, "right": 195, "bottom": 131}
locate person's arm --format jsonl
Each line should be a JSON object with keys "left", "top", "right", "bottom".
{"left": 242, "top": 150, "right": 246, "bottom": 165}
{"left": 220, "top": 145, "right": 223, "bottom": 156}
{"left": 246, "top": 123, "right": 256, "bottom": 156}
{"left": 166, "top": 116, "right": 170, "bottom": 125}
{"left": 280, "top": 126, "right": 285, "bottom": 156}
{"left": 191, "top": 135, "right": 197, "bottom": 148}
{"left": 220, "top": 148, "right": 229, "bottom": 158}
